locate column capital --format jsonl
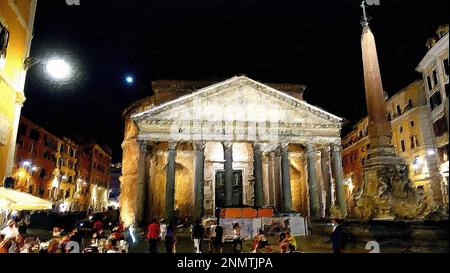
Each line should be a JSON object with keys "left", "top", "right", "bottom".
{"left": 320, "top": 145, "right": 331, "bottom": 154}
{"left": 280, "top": 143, "right": 290, "bottom": 152}
{"left": 193, "top": 141, "right": 206, "bottom": 151}
{"left": 222, "top": 141, "right": 233, "bottom": 150}
{"left": 138, "top": 141, "right": 152, "bottom": 152}
{"left": 306, "top": 144, "right": 317, "bottom": 154}
{"left": 274, "top": 147, "right": 282, "bottom": 157}
{"left": 168, "top": 141, "right": 178, "bottom": 151}
{"left": 252, "top": 142, "right": 262, "bottom": 153}
{"left": 331, "top": 144, "right": 342, "bottom": 153}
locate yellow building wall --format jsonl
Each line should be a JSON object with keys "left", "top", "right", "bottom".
{"left": 0, "top": 0, "right": 37, "bottom": 183}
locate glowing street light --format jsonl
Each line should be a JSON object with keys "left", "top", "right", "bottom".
{"left": 24, "top": 56, "right": 74, "bottom": 81}
{"left": 45, "top": 58, "right": 72, "bottom": 80}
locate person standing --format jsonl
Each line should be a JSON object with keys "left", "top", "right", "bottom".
{"left": 331, "top": 218, "right": 345, "bottom": 254}
{"left": 164, "top": 223, "right": 176, "bottom": 253}
{"left": 208, "top": 220, "right": 217, "bottom": 253}
{"left": 146, "top": 218, "right": 160, "bottom": 253}
{"left": 213, "top": 223, "right": 223, "bottom": 253}
{"left": 191, "top": 219, "right": 204, "bottom": 253}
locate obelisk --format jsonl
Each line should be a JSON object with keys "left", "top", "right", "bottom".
{"left": 356, "top": 2, "right": 418, "bottom": 219}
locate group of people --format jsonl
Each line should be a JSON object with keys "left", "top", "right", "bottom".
{"left": 146, "top": 218, "right": 177, "bottom": 253}
{"left": 0, "top": 219, "right": 31, "bottom": 253}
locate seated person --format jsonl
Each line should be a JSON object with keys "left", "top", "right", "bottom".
{"left": 232, "top": 223, "right": 243, "bottom": 253}
{"left": 252, "top": 229, "right": 269, "bottom": 253}
{"left": 280, "top": 231, "right": 297, "bottom": 253}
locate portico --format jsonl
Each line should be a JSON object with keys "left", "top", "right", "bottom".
{"left": 120, "top": 76, "right": 347, "bottom": 226}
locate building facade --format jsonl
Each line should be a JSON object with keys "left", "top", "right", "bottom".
{"left": 416, "top": 25, "right": 449, "bottom": 209}
{"left": 0, "top": 0, "right": 38, "bottom": 185}
{"left": 343, "top": 81, "right": 447, "bottom": 213}
{"left": 57, "top": 137, "right": 79, "bottom": 211}
{"left": 120, "top": 76, "right": 347, "bottom": 227}
{"left": 86, "top": 143, "right": 112, "bottom": 212}
{"left": 14, "top": 116, "right": 61, "bottom": 199}
{"left": 12, "top": 116, "right": 112, "bottom": 212}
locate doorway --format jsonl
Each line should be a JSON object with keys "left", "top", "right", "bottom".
{"left": 215, "top": 170, "right": 243, "bottom": 208}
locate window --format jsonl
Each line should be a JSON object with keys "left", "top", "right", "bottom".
{"left": 399, "top": 126, "right": 403, "bottom": 133}
{"left": 410, "top": 135, "right": 419, "bottom": 149}
{"left": 387, "top": 112, "right": 392, "bottom": 121}
{"left": 29, "top": 129, "right": 40, "bottom": 141}
{"left": 427, "top": 76, "right": 433, "bottom": 91}
{"left": 410, "top": 120, "right": 415, "bottom": 128}
{"left": 396, "top": 105, "right": 402, "bottom": 115}
{"left": 433, "top": 116, "right": 448, "bottom": 137}
{"left": 432, "top": 69, "right": 439, "bottom": 86}
{"left": 444, "top": 58, "right": 449, "bottom": 76}
{"left": 405, "top": 99, "right": 413, "bottom": 111}
{"left": 429, "top": 91, "right": 442, "bottom": 110}
{"left": 0, "top": 22, "right": 9, "bottom": 62}
{"left": 400, "top": 139, "right": 406, "bottom": 152}
{"left": 445, "top": 83, "right": 449, "bottom": 98}
{"left": 40, "top": 169, "right": 47, "bottom": 179}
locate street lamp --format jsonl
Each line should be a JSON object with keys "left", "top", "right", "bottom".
{"left": 24, "top": 56, "right": 73, "bottom": 81}
{"left": 45, "top": 58, "right": 72, "bottom": 80}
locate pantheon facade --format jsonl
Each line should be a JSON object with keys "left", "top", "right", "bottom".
{"left": 120, "top": 76, "right": 347, "bottom": 227}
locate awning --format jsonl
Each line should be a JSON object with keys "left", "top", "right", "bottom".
{"left": 0, "top": 187, "right": 53, "bottom": 211}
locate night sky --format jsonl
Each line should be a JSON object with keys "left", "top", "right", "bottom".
{"left": 23, "top": 0, "right": 448, "bottom": 162}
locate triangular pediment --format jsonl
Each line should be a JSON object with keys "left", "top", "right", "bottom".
{"left": 132, "top": 76, "right": 343, "bottom": 126}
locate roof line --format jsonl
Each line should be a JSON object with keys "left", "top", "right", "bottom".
{"left": 132, "top": 76, "right": 343, "bottom": 122}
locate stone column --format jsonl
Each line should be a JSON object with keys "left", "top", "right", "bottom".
{"left": 280, "top": 143, "right": 292, "bottom": 212}
{"left": 331, "top": 144, "right": 347, "bottom": 217}
{"left": 273, "top": 148, "right": 283, "bottom": 211}
{"left": 253, "top": 143, "right": 264, "bottom": 208}
{"left": 193, "top": 141, "right": 205, "bottom": 219}
{"left": 321, "top": 146, "right": 332, "bottom": 217}
{"left": 267, "top": 151, "right": 276, "bottom": 208}
{"left": 165, "top": 141, "right": 177, "bottom": 222}
{"left": 136, "top": 141, "right": 151, "bottom": 226}
{"left": 223, "top": 141, "right": 234, "bottom": 207}
{"left": 306, "top": 144, "right": 320, "bottom": 218}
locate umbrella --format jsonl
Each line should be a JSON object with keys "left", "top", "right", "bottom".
{"left": 0, "top": 187, "right": 53, "bottom": 211}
